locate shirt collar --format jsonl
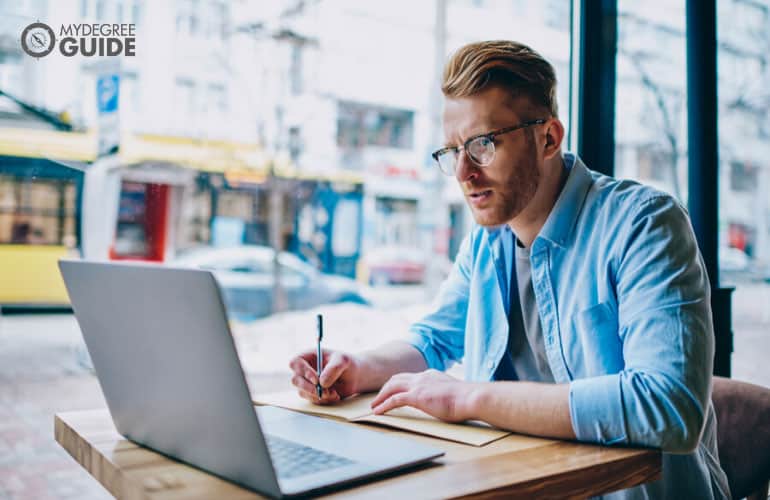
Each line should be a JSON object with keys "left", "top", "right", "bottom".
{"left": 536, "top": 152, "right": 593, "bottom": 248}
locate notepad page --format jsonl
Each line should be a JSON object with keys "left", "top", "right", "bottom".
{"left": 253, "top": 390, "right": 512, "bottom": 446}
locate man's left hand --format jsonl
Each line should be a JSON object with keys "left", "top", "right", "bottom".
{"left": 370, "top": 369, "right": 477, "bottom": 422}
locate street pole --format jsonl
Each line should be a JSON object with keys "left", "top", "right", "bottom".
{"left": 83, "top": 60, "right": 123, "bottom": 261}
{"left": 269, "top": 93, "right": 289, "bottom": 314}
{"left": 269, "top": 163, "right": 287, "bottom": 314}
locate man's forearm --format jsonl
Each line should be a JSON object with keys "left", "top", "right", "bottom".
{"left": 356, "top": 341, "right": 428, "bottom": 393}
{"left": 465, "top": 381, "right": 577, "bottom": 440}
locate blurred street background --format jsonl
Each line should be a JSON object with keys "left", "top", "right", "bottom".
{"left": 1, "top": 0, "right": 770, "bottom": 498}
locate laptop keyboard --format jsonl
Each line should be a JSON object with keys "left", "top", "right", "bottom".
{"left": 264, "top": 434, "right": 355, "bottom": 479}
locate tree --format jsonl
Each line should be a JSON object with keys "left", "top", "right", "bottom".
{"left": 618, "top": 46, "right": 684, "bottom": 202}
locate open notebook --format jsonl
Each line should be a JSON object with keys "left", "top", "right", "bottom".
{"left": 252, "top": 390, "right": 512, "bottom": 446}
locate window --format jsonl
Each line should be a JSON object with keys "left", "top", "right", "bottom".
{"left": 0, "top": 0, "right": 574, "bottom": 311}
{"left": 615, "top": 1, "right": 688, "bottom": 202}
{"left": 374, "top": 197, "right": 418, "bottom": 247}
{"left": 337, "top": 101, "right": 414, "bottom": 149}
{"left": 718, "top": 0, "right": 770, "bottom": 276}
{"left": 113, "top": 182, "right": 148, "bottom": 257}
{"left": 637, "top": 147, "right": 672, "bottom": 182}
{"left": 0, "top": 176, "right": 77, "bottom": 246}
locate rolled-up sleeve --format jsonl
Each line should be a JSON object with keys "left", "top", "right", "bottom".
{"left": 569, "top": 196, "right": 714, "bottom": 453}
{"left": 407, "top": 232, "right": 473, "bottom": 371}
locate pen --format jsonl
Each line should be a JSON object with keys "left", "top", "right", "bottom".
{"left": 316, "top": 314, "right": 323, "bottom": 399}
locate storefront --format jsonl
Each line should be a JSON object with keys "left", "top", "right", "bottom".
{"left": 108, "top": 163, "right": 196, "bottom": 262}
{"left": 80, "top": 134, "right": 270, "bottom": 262}
{"left": 291, "top": 171, "right": 364, "bottom": 278}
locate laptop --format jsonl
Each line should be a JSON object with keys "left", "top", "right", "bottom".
{"left": 59, "top": 260, "right": 444, "bottom": 498}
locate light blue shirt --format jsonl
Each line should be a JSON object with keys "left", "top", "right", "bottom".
{"left": 407, "top": 153, "right": 730, "bottom": 499}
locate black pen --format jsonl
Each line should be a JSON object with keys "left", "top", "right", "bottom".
{"left": 316, "top": 314, "right": 323, "bottom": 399}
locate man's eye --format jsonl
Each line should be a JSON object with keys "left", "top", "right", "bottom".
{"left": 469, "top": 137, "right": 491, "bottom": 153}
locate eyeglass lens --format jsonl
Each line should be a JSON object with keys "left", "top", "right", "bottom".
{"left": 437, "top": 136, "right": 495, "bottom": 174}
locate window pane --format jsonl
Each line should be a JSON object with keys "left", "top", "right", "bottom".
{"left": 0, "top": 1, "right": 572, "bottom": 315}
{"left": 0, "top": 4, "right": 575, "bottom": 487}
{"left": 615, "top": 1, "right": 688, "bottom": 203}
{"left": 717, "top": 0, "right": 770, "bottom": 386}
{"left": 0, "top": 175, "right": 76, "bottom": 246}
{"left": 717, "top": 0, "right": 770, "bottom": 279}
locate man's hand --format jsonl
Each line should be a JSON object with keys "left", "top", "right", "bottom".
{"left": 288, "top": 349, "right": 362, "bottom": 404}
{"left": 370, "top": 369, "right": 478, "bottom": 422}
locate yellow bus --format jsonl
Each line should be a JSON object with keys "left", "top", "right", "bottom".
{"left": 0, "top": 156, "right": 84, "bottom": 309}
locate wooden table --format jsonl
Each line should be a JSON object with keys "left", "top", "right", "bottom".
{"left": 55, "top": 409, "right": 660, "bottom": 499}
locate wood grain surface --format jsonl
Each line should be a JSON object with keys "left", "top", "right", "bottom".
{"left": 55, "top": 410, "right": 660, "bottom": 499}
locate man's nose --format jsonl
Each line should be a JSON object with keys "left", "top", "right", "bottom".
{"left": 455, "top": 151, "right": 479, "bottom": 182}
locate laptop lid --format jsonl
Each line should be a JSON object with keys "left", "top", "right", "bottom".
{"left": 59, "top": 259, "right": 282, "bottom": 498}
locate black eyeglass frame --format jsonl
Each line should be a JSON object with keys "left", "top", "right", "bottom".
{"left": 431, "top": 118, "right": 548, "bottom": 174}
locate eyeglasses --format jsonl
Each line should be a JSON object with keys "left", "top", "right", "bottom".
{"left": 431, "top": 119, "right": 547, "bottom": 176}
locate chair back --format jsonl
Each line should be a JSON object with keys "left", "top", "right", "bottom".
{"left": 712, "top": 376, "right": 770, "bottom": 500}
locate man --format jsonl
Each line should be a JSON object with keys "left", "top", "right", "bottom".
{"left": 289, "top": 40, "right": 730, "bottom": 499}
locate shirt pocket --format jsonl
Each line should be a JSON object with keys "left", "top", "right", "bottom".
{"left": 573, "top": 301, "right": 624, "bottom": 376}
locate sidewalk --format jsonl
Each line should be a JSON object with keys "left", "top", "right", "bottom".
{"left": 0, "top": 314, "right": 109, "bottom": 500}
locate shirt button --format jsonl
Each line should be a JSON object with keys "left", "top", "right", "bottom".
{"left": 487, "top": 360, "right": 495, "bottom": 370}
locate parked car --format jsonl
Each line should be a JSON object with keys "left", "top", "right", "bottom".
{"left": 172, "top": 245, "right": 369, "bottom": 318}
{"left": 362, "top": 245, "right": 429, "bottom": 286}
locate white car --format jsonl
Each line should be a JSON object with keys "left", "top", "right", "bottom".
{"left": 173, "top": 245, "right": 369, "bottom": 318}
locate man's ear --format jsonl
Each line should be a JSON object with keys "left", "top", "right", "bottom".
{"left": 543, "top": 118, "right": 565, "bottom": 160}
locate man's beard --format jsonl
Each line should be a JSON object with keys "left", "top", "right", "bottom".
{"left": 466, "top": 148, "right": 540, "bottom": 227}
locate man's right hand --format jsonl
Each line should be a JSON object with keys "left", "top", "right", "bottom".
{"left": 288, "top": 349, "right": 363, "bottom": 404}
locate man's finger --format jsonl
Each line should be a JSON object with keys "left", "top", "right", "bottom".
{"left": 295, "top": 348, "right": 319, "bottom": 361}
{"left": 297, "top": 386, "right": 340, "bottom": 404}
{"left": 319, "top": 352, "right": 352, "bottom": 388}
{"left": 316, "top": 389, "right": 341, "bottom": 405}
{"left": 288, "top": 357, "right": 319, "bottom": 384}
{"left": 291, "top": 374, "right": 318, "bottom": 395}
{"left": 372, "top": 391, "right": 413, "bottom": 415}
{"left": 289, "top": 354, "right": 314, "bottom": 372}
{"left": 369, "top": 378, "right": 410, "bottom": 408}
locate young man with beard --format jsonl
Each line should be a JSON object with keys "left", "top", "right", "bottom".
{"left": 289, "top": 40, "right": 730, "bottom": 498}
